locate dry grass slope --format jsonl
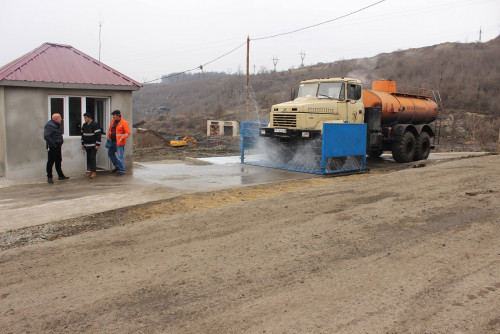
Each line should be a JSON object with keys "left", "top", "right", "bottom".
{"left": 133, "top": 36, "right": 500, "bottom": 150}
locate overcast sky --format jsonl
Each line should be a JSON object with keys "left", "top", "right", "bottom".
{"left": 1, "top": 0, "right": 499, "bottom": 82}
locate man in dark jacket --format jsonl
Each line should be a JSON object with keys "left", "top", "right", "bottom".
{"left": 44, "top": 113, "right": 69, "bottom": 184}
{"left": 81, "top": 112, "right": 101, "bottom": 179}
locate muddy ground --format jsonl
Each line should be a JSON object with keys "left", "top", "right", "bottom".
{"left": 134, "top": 144, "right": 240, "bottom": 162}
{"left": 1, "top": 152, "right": 499, "bottom": 333}
{"left": 133, "top": 129, "right": 241, "bottom": 161}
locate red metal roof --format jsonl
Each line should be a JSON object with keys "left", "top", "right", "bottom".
{"left": 0, "top": 43, "right": 142, "bottom": 88}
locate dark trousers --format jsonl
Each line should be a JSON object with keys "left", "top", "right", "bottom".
{"left": 85, "top": 147, "right": 97, "bottom": 172}
{"left": 46, "top": 146, "right": 63, "bottom": 178}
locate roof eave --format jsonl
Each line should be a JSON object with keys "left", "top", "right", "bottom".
{"left": 0, "top": 80, "right": 142, "bottom": 91}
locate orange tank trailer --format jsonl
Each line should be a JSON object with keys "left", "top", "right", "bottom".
{"left": 363, "top": 80, "right": 439, "bottom": 125}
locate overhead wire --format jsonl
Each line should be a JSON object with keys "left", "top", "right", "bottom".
{"left": 143, "top": 40, "right": 248, "bottom": 83}
{"left": 253, "top": 0, "right": 385, "bottom": 41}
{"left": 201, "top": 41, "right": 248, "bottom": 68}
{"left": 143, "top": 0, "right": 386, "bottom": 83}
{"left": 143, "top": 65, "right": 202, "bottom": 84}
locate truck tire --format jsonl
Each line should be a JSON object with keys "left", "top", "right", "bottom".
{"left": 414, "top": 132, "right": 431, "bottom": 161}
{"left": 392, "top": 131, "right": 415, "bottom": 163}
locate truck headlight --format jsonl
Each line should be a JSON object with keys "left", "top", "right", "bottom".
{"left": 302, "top": 132, "right": 310, "bottom": 138}
{"left": 260, "top": 129, "right": 266, "bottom": 135}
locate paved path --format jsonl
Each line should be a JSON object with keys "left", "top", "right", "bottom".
{"left": 0, "top": 152, "right": 488, "bottom": 232}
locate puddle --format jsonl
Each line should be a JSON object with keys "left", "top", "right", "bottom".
{"left": 133, "top": 157, "right": 314, "bottom": 191}
{"left": 132, "top": 152, "right": 476, "bottom": 192}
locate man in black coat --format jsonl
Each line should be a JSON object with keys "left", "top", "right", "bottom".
{"left": 81, "top": 112, "right": 101, "bottom": 178}
{"left": 44, "top": 113, "right": 69, "bottom": 184}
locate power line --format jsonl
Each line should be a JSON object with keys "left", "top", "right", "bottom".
{"left": 202, "top": 41, "right": 247, "bottom": 68}
{"left": 144, "top": 66, "right": 200, "bottom": 83}
{"left": 253, "top": 0, "right": 386, "bottom": 41}
{"left": 144, "top": 0, "right": 385, "bottom": 83}
{"left": 144, "top": 41, "right": 247, "bottom": 83}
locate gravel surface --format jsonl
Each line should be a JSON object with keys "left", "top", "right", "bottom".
{"left": 1, "top": 155, "right": 499, "bottom": 333}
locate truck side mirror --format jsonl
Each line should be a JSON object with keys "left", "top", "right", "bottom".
{"left": 291, "top": 89, "right": 296, "bottom": 100}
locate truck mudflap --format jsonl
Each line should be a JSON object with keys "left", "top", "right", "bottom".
{"left": 259, "top": 127, "right": 321, "bottom": 140}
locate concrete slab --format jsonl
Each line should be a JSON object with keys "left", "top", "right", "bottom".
{"left": 0, "top": 160, "right": 316, "bottom": 233}
{"left": 0, "top": 152, "right": 490, "bottom": 233}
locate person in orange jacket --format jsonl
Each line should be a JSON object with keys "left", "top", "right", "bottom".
{"left": 107, "top": 110, "right": 130, "bottom": 175}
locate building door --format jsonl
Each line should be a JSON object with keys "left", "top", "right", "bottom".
{"left": 85, "top": 97, "right": 110, "bottom": 170}
{"left": 223, "top": 125, "right": 233, "bottom": 136}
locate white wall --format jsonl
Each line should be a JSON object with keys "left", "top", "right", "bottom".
{"left": 0, "top": 86, "right": 6, "bottom": 177}
{"left": 206, "top": 120, "right": 239, "bottom": 137}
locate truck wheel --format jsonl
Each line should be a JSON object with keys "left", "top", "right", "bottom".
{"left": 414, "top": 132, "right": 431, "bottom": 161}
{"left": 392, "top": 131, "right": 415, "bottom": 163}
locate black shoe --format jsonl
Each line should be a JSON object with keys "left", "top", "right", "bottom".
{"left": 111, "top": 168, "right": 119, "bottom": 173}
{"left": 116, "top": 172, "right": 125, "bottom": 176}
{"left": 58, "top": 175, "right": 69, "bottom": 180}
{"left": 47, "top": 177, "right": 53, "bottom": 184}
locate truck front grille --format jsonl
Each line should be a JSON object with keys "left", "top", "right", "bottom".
{"left": 307, "top": 107, "right": 337, "bottom": 114}
{"left": 273, "top": 114, "right": 297, "bottom": 128}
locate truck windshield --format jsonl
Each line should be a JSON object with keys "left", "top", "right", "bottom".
{"left": 297, "top": 82, "right": 344, "bottom": 100}
{"left": 297, "top": 83, "right": 318, "bottom": 98}
{"left": 317, "top": 82, "right": 344, "bottom": 100}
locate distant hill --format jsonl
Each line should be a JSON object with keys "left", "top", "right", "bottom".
{"left": 133, "top": 36, "right": 500, "bottom": 151}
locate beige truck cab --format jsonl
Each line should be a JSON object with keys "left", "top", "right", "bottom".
{"left": 260, "top": 77, "right": 364, "bottom": 140}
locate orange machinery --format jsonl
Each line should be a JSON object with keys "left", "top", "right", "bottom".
{"left": 170, "top": 136, "right": 197, "bottom": 148}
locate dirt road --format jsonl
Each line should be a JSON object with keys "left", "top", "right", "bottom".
{"left": 1, "top": 155, "right": 499, "bottom": 333}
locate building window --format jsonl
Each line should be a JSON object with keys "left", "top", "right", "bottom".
{"left": 50, "top": 97, "right": 64, "bottom": 133}
{"left": 49, "top": 96, "right": 110, "bottom": 137}
{"left": 68, "top": 97, "right": 82, "bottom": 136}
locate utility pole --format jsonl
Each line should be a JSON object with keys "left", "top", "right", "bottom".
{"left": 99, "top": 19, "right": 104, "bottom": 61}
{"left": 246, "top": 36, "right": 250, "bottom": 122}
{"left": 299, "top": 50, "right": 306, "bottom": 68}
{"left": 272, "top": 56, "right": 279, "bottom": 72}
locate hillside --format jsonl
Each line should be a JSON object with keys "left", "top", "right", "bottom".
{"left": 133, "top": 36, "right": 500, "bottom": 151}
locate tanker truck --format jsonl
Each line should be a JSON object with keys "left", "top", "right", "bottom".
{"left": 259, "top": 78, "right": 441, "bottom": 163}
